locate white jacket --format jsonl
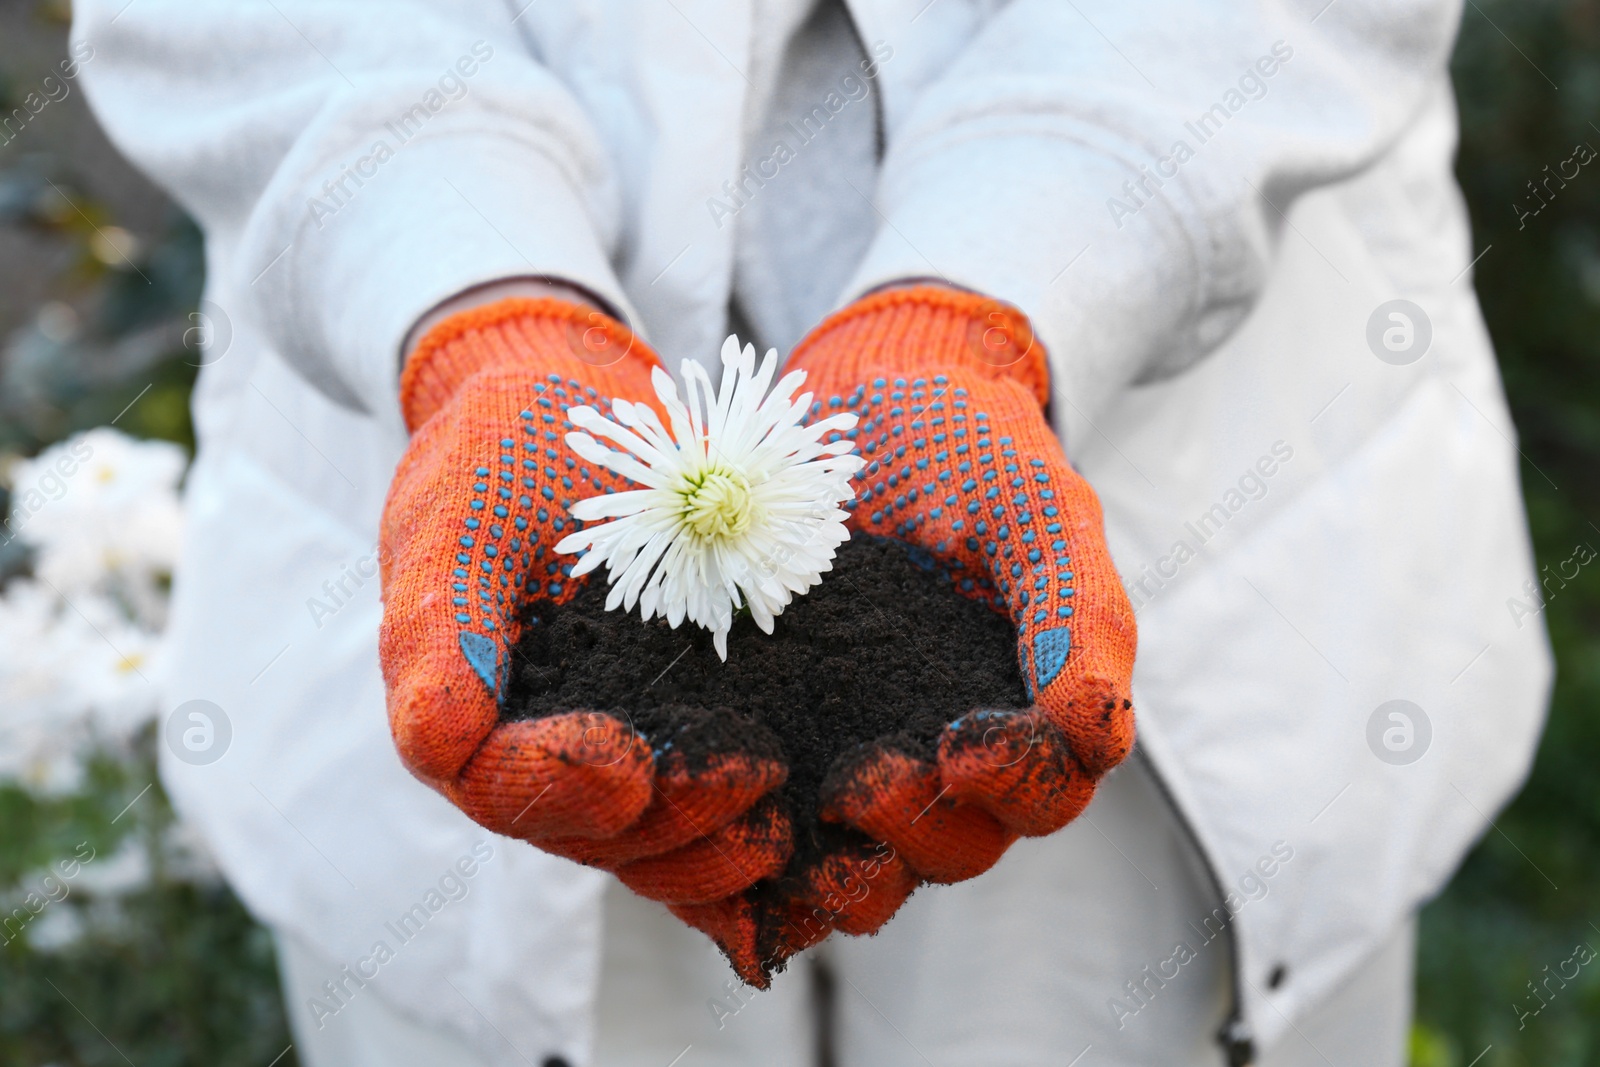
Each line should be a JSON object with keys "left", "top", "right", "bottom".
{"left": 75, "top": 1, "right": 1550, "bottom": 1063}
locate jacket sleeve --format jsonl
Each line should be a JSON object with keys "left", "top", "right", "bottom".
{"left": 72, "top": 0, "right": 629, "bottom": 414}
{"left": 846, "top": 0, "right": 1462, "bottom": 431}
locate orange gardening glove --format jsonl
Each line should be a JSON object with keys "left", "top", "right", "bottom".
{"left": 680, "top": 287, "right": 1136, "bottom": 980}
{"left": 379, "top": 297, "right": 792, "bottom": 907}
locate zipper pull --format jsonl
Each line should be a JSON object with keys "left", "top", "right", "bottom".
{"left": 1218, "top": 1015, "right": 1256, "bottom": 1066}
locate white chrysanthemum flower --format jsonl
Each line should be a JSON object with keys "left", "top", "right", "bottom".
{"left": 0, "top": 427, "right": 183, "bottom": 793}
{"left": 8, "top": 427, "right": 185, "bottom": 628}
{"left": 554, "top": 336, "right": 863, "bottom": 659}
{"left": 0, "top": 579, "right": 158, "bottom": 792}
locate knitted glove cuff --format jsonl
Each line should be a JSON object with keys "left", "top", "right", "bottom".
{"left": 791, "top": 286, "right": 1050, "bottom": 408}
{"left": 400, "top": 296, "right": 657, "bottom": 432}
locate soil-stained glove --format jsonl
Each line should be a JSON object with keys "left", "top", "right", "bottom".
{"left": 776, "top": 285, "right": 1137, "bottom": 941}
{"left": 380, "top": 297, "right": 791, "bottom": 906}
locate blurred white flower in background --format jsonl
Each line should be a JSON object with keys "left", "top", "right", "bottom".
{"left": 9, "top": 427, "right": 186, "bottom": 626}
{"left": 0, "top": 426, "right": 185, "bottom": 792}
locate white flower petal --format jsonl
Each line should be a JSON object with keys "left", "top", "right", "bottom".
{"left": 568, "top": 488, "right": 658, "bottom": 521}
{"left": 553, "top": 336, "right": 861, "bottom": 657}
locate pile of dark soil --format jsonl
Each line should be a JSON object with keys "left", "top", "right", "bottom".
{"left": 503, "top": 536, "right": 1026, "bottom": 962}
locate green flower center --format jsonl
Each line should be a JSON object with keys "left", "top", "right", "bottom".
{"left": 680, "top": 467, "right": 755, "bottom": 540}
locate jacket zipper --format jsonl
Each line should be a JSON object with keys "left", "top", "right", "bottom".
{"left": 1135, "top": 744, "right": 1255, "bottom": 1067}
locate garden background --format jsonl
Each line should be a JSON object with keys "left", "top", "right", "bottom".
{"left": 1, "top": 1, "right": 1596, "bottom": 1064}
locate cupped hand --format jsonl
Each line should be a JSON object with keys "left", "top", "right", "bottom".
{"left": 379, "top": 297, "right": 792, "bottom": 906}
{"left": 769, "top": 286, "right": 1137, "bottom": 950}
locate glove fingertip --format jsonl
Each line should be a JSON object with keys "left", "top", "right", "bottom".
{"left": 1040, "top": 674, "right": 1136, "bottom": 777}
{"left": 670, "top": 897, "right": 773, "bottom": 989}
{"left": 798, "top": 843, "right": 921, "bottom": 937}
{"left": 457, "top": 713, "right": 654, "bottom": 839}
{"left": 615, "top": 796, "right": 792, "bottom": 905}
{"left": 387, "top": 671, "right": 499, "bottom": 785}
{"left": 938, "top": 712, "right": 1095, "bottom": 836}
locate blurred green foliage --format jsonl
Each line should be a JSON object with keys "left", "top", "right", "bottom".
{"left": 0, "top": 153, "right": 201, "bottom": 456}
{"left": 0, "top": 736, "right": 293, "bottom": 1067}
{"left": 1412, "top": 1, "right": 1600, "bottom": 1064}
{"left": 0, "top": 0, "right": 1597, "bottom": 1064}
